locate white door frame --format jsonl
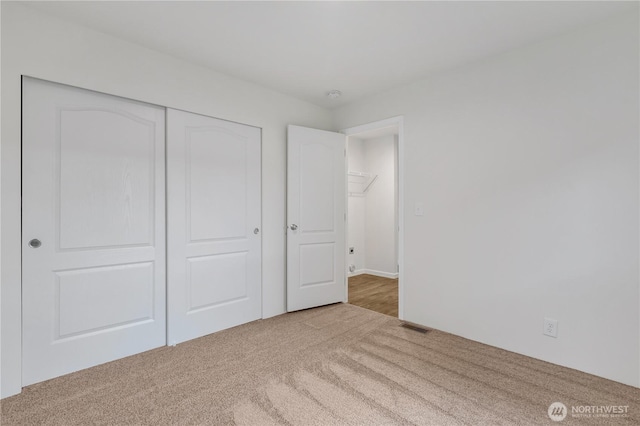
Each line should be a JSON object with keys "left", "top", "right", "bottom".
{"left": 342, "top": 116, "right": 405, "bottom": 320}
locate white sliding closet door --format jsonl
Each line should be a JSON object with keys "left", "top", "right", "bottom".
{"left": 167, "top": 109, "right": 262, "bottom": 345}
{"left": 22, "top": 77, "right": 167, "bottom": 386}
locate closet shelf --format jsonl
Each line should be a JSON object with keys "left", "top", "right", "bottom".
{"left": 348, "top": 170, "right": 378, "bottom": 196}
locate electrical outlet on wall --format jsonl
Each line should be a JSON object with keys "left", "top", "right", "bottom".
{"left": 543, "top": 318, "right": 558, "bottom": 338}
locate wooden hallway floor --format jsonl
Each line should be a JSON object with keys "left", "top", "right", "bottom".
{"left": 348, "top": 274, "right": 398, "bottom": 317}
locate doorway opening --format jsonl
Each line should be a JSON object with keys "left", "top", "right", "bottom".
{"left": 343, "top": 117, "right": 403, "bottom": 319}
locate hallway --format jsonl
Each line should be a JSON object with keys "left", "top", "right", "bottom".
{"left": 348, "top": 274, "right": 398, "bottom": 317}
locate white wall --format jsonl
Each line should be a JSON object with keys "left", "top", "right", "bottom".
{"left": 363, "top": 136, "right": 397, "bottom": 277}
{"left": 347, "top": 138, "right": 366, "bottom": 275}
{"left": 334, "top": 13, "right": 640, "bottom": 387}
{"left": 0, "top": 3, "right": 333, "bottom": 398}
{"left": 3, "top": 2, "right": 638, "bottom": 398}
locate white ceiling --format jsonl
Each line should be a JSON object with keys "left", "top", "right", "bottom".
{"left": 24, "top": 1, "right": 635, "bottom": 109}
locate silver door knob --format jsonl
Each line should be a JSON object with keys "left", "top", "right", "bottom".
{"left": 29, "top": 239, "right": 42, "bottom": 248}
{"left": 290, "top": 224, "right": 298, "bottom": 231}
{"left": 254, "top": 228, "right": 260, "bottom": 234}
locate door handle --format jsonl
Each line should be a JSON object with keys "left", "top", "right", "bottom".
{"left": 289, "top": 224, "right": 298, "bottom": 231}
{"left": 254, "top": 228, "right": 260, "bottom": 234}
{"left": 29, "top": 239, "right": 42, "bottom": 248}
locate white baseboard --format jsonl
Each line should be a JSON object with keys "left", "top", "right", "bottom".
{"left": 348, "top": 269, "right": 398, "bottom": 279}
{"left": 363, "top": 269, "right": 398, "bottom": 279}
{"left": 348, "top": 269, "right": 365, "bottom": 277}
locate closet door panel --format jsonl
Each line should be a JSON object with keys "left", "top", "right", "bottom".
{"left": 22, "top": 77, "right": 166, "bottom": 386}
{"left": 167, "top": 109, "right": 261, "bottom": 345}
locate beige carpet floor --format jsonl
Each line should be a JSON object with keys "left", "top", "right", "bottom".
{"left": 2, "top": 303, "right": 639, "bottom": 425}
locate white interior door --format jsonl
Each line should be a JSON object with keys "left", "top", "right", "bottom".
{"left": 22, "top": 77, "right": 166, "bottom": 386}
{"left": 287, "top": 125, "right": 346, "bottom": 312}
{"left": 167, "top": 109, "right": 261, "bottom": 345}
